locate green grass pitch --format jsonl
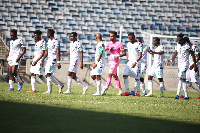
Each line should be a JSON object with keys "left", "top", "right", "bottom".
{"left": 0, "top": 82, "right": 200, "bottom": 133}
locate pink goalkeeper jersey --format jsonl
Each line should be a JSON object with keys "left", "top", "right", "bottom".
{"left": 107, "top": 41, "right": 124, "bottom": 62}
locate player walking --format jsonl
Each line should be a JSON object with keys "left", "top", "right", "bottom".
{"left": 145, "top": 37, "right": 165, "bottom": 98}
{"left": 169, "top": 34, "right": 197, "bottom": 99}
{"left": 121, "top": 33, "right": 142, "bottom": 96}
{"left": 5, "top": 29, "right": 26, "bottom": 91}
{"left": 61, "top": 32, "right": 88, "bottom": 94}
{"left": 101, "top": 31, "right": 126, "bottom": 95}
{"left": 91, "top": 33, "right": 106, "bottom": 96}
{"left": 41, "top": 29, "right": 64, "bottom": 94}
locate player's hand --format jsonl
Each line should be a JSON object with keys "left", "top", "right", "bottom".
{"left": 32, "top": 61, "right": 37, "bottom": 66}
{"left": 131, "top": 62, "right": 137, "bottom": 68}
{"left": 92, "top": 62, "right": 97, "bottom": 69}
{"left": 40, "top": 61, "right": 44, "bottom": 67}
{"left": 189, "top": 64, "right": 194, "bottom": 70}
{"left": 4, "top": 57, "right": 7, "bottom": 62}
{"left": 110, "top": 54, "right": 120, "bottom": 60}
{"left": 80, "top": 63, "right": 83, "bottom": 69}
{"left": 168, "top": 62, "right": 172, "bottom": 66}
{"left": 57, "top": 63, "right": 61, "bottom": 69}
{"left": 194, "top": 65, "right": 197, "bottom": 72}
{"left": 60, "top": 54, "right": 63, "bottom": 57}
{"left": 16, "top": 57, "right": 20, "bottom": 62}
{"left": 149, "top": 51, "right": 154, "bottom": 55}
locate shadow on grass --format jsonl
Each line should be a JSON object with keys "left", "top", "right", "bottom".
{"left": 0, "top": 101, "right": 199, "bottom": 133}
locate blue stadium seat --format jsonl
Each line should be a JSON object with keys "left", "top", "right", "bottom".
{"left": 186, "top": 27, "right": 194, "bottom": 32}
{"left": 141, "top": 24, "right": 149, "bottom": 30}
{"left": 177, "top": 26, "right": 185, "bottom": 32}
{"left": 159, "top": 25, "right": 166, "bottom": 31}
{"left": 168, "top": 26, "right": 176, "bottom": 31}
{"left": 150, "top": 25, "right": 157, "bottom": 30}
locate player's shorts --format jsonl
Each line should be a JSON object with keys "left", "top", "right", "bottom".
{"left": 149, "top": 66, "right": 163, "bottom": 78}
{"left": 45, "top": 59, "right": 57, "bottom": 75}
{"left": 30, "top": 60, "right": 44, "bottom": 75}
{"left": 186, "top": 68, "right": 199, "bottom": 82}
{"left": 123, "top": 63, "right": 140, "bottom": 79}
{"left": 140, "top": 63, "right": 147, "bottom": 78}
{"left": 178, "top": 67, "right": 187, "bottom": 79}
{"left": 91, "top": 62, "right": 105, "bottom": 76}
{"left": 68, "top": 58, "right": 80, "bottom": 73}
{"left": 108, "top": 60, "right": 120, "bottom": 75}
{"left": 7, "top": 56, "right": 21, "bottom": 66}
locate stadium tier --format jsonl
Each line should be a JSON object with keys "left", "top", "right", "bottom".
{"left": 0, "top": 0, "right": 200, "bottom": 61}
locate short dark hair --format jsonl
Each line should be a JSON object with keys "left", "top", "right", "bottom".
{"left": 10, "top": 29, "right": 17, "bottom": 35}
{"left": 48, "top": 28, "right": 55, "bottom": 35}
{"left": 71, "top": 32, "right": 77, "bottom": 37}
{"left": 128, "top": 32, "right": 135, "bottom": 37}
{"left": 110, "top": 31, "right": 117, "bottom": 36}
{"left": 177, "top": 33, "right": 184, "bottom": 38}
{"left": 154, "top": 37, "right": 160, "bottom": 42}
{"left": 34, "top": 30, "right": 42, "bottom": 35}
{"left": 184, "top": 37, "right": 190, "bottom": 44}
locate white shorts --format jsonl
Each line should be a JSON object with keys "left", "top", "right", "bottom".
{"left": 140, "top": 63, "right": 147, "bottom": 78}
{"left": 186, "top": 68, "right": 199, "bottom": 82}
{"left": 178, "top": 67, "right": 187, "bottom": 79}
{"left": 30, "top": 60, "right": 44, "bottom": 75}
{"left": 91, "top": 62, "right": 105, "bottom": 76}
{"left": 45, "top": 59, "right": 57, "bottom": 75}
{"left": 149, "top": 66, "right": 163, "bottom": 78}
{"left": 68, "top": 58, "right": 80, "bottom": 73}
{"left": 7, "top": 56, "right": 21, "bottom": 66}
{"left": 123, "top": 64, "right": 140, "bottom": 79}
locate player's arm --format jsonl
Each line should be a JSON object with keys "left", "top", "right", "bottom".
{"left": 93, "top": 49, "right": 103, "bottom": 69}
{"left": 153, "top": 51, "right": 164, "bottom": 55}
{"left": 120, "top": 49, "right": 126, "bottom": 57}
{"left": 61, "top": 49, "right": 70, "bottom": 57}
{"left": 189, "top": 50, "right": 197, "bottom": 71}
{"left": 16, "top": 47, "right": 26, "bottom": 62}
{"left": 169, "top": 50, "right": 178, "bottom": 66}
{"left": 5, "top": 47, "right": 10, "bottom": 62}
{"left": 56, "top": 47, "right": 61, "bottom": 69}
{"left": 126, "top": 53, "right": 129, "bottom": 63}
{"left": 132, "top": 52, "right": 142, "bottom": 68}
{"left": 79, "top": 50, "right": 83, "bottom": 69}
{"left": 32, "top": 50, "right": 45, "bottom": 66}
{"left": 40, "top": 48, "right": 48, "bottom": 67}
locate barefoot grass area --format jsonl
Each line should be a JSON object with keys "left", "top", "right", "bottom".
{"left": 0, "top": 83, "right": 200, "bottom": 133}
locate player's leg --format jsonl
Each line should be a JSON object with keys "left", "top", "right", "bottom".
{"left": 64, "top": 71, "right": 72, "bottom": 94}
{"left": 93, "top": 75, "right": 102, "bottom": 95}
{"left": 7, "top": 64, "right": 14, "bottom": 91}
{"left": 72, "top": 72, "right": 88, "bottom": 94}
{"left": 11, "top": 65, "right": 23, "bottom": 91}
{"left": 140, "top": 64, "right": 147, "bottom": 96}
{"left": 43, "top": 73, "right": 52, "bottom": 94}
{"left": 27, "top": 73, "right": 36, "bottom": 93}
{"left": 113, "top": 74, "right": 123, "bottom": 95}
{"left": 146, "top": 67, "right": 154, "bottom": 97}
{"left": 157, "top": 68, "right": 164, "bottom": 98}
{"left": 51, "top": 75, "right": 64, "bottom": 93}
{"left": 122, "top": 64, "right": 130, "bottom": 96}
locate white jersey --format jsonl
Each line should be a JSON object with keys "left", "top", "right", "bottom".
{"left": 70, "top": 40, "right": 83, "bottom": 60}
{"left": 175, "top": 42, "right": 191, "bottom": 68}
{"left": 141, "top": 44, "right": 150, "bottom": 64}
{"left": 8, "top": 38, "right": 25, "bottom": 58}
{"left": 152, "top": 44, "right": 164, "bottom": 68}
{"left": 47, "top": 38, "right": 60, "bottom": 61}
{"left": 189, "top": 44, "right": 199, "bottom": 66}
{"left": 33, "top": 39, "right": 46, "bottom": 61}
{"left": 127, "top": 41, "right": 143, "bottom": 65}
{"left": 95, "top": 41, "right": 106, "bottom": 66}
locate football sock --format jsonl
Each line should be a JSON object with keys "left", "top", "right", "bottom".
{"left": 96, "top": 80, "right": 101, "bottom": 93}
{"left": 31, "top": 76, "right": 36, "bottom": 91}
{"left": 123, "top": 76, "right": 129, "bottom": 92}
{"left": 140, "top": 82, "right": 146, "bottom": 93}
{"left": 177, "top": 79, "right": 183, "bottom": 96}
{"left": 47, "top": 76, "right": 52, "bottom": 92}
{"left": 148, "top": 80, "right": 153, "bottom": 93}
{"left": 67, "top": 76, "right": 72, "bottom": 91}
{"left": 135, "top": 79, "right": 140, "bottom": 94}
{"left": 106, "top": 76, "right": 112, "bottom": 88}
{"left": 74, "top": 76, "right": 86, "bottom": 88}
{"left": 16, "top": 74, "right": 23, "bottom": 83}
{"left": 115, "top": 77, "right": 122, "bottom": 92}
{"left": 160, "top": 82, "right": 164, "bottom": 94}
{"left": 52, "top": 75, "right": 63, "bottom": 86}
{"left": 9, "top": 80, "right": 14, "bottom": 88}
{"left": 183, "top": 80, "right": 188, "bottom": 97}
{"left": 40, "top": 76, "right": 47, "bottom": 83}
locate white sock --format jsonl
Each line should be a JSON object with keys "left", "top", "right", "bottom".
{"left": 140, "top": 82, "right": 146, "bottom": 93}
{"left": 74, "top": 76, "right": 86, "bottom": 88}
{"left": 135, "top": 79, "right": 140, "bottom": 94}
{"left": 148, "top": 80, "right": 153, "bottom": 93}
{"left": 183, "top": 80, "right": 188, "bottom": 97}
{"left": 95, "top": 79, "right": 104, "bottom": 87}
{"left": 40, "top": 76, "right": 47, "bottom": 83}
{"left": 47, "top": 76, "right": 52, "bottom": 92}
{"left": 52, "top": 75, "right": 63, "bottom": 86}
{"left": 96, "top": 80, "right": 101, "bottom": 93}
{"left": 9, "top": 80, "right": 14, "bottom": 88}
{"left": 177, "top": 79, "right": 183, "bottom": 96}
{"left": 67, "top": 76, "right": 72, "bottom": 91}
{"left": 31, "top": 76, "right": 36, "bottom": 91}
{"left": 16, "top": 74, "right": 23, "bottom": 83}
{"left": 160, "top": 82, "right": 164, "bottom": 94}
{"left": 123, "top": 77, "right": 129, "bottom": 92}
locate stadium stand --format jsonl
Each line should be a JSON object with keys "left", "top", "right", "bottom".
{"left": 0, "top": 0, "right": 200, "bottom": 62}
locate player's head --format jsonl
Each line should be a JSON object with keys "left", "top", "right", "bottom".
{"left": 136, "top": 37, "right": 142, "bottom": 43}
{"left": 153, "top": 37, "right": 160, "bottom": 46}
{"left": 177, "top": 33, "right": 184, "bottom": 44}
{"left": 47, "top": 28, "right": 55, "bottom": 38}
{"left": 34, "top": 30, "right": 42, "bottom": 41}
{"left": 184, "top": 37, "right": 191, "bottom": 44}
{"left": 10, "top": 29, "right": 17, "bottom": 40}
{"left": 110, "top": 31, "right": 117, "bottom": 42}
{"left": 128, "top": 32, "right": 135, "bottom": 43}
{"left": 96, "top": 33, "right": 102, "bottom": 41}
{"left": 70, "top": 32, "right": 77, "bottom": 41}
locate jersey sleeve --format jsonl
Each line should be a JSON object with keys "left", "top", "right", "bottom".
{"left": 160, "top": 45, "right": 164, "bottom": 52}
{"left": 78, "top": 42, "right": 83, "bottom": 51}
{"left": 99, "top": 43, "right": 104, "bottom": 54}
{"left": 119, "top": 42, "right": 124, "bottom": 51}
{"left": 138, "top": 43, "right": 143, "bottom": 52}
{"left": 42, "top": 40, "right": 47, "bottom": 50}
{"left": 20, "top": 39, "right": 26, "bottom": 47}
{"left": 55, "top": 40, "right": 60, "bottom": 48}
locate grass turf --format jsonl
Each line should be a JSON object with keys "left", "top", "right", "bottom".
{"left": 0, "top": 82, "right": 200, "bottom": 133}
